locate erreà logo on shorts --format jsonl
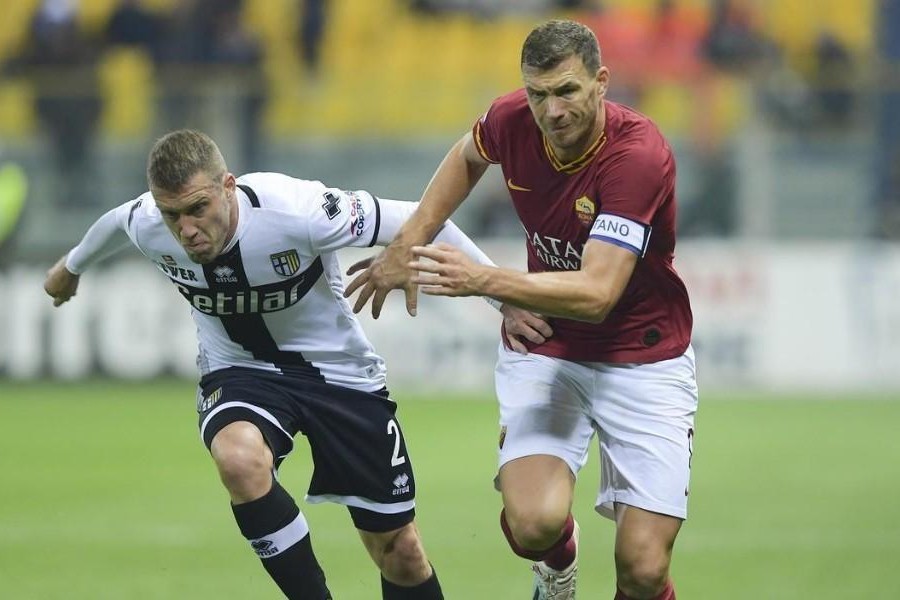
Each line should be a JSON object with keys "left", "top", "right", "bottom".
{"left": 392, "top": 472, "right": 410, "bottom": 496}
{"left": 250, "top": 539, "right": 280, "bottom": 558}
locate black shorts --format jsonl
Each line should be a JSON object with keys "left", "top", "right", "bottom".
{"left": 196, "top": 367, "right": 416, "bottom": 532}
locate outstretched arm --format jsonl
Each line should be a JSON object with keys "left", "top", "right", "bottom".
{"left": 410, "top": 238, "right": 638, "bottom": 324}
{"left": 345, "top": 197, "right": 553, "bottom": 351}
{"left": 44, "top": 206, "right": 132, "bottom": 306}
{"left": 344, "top": 132, "right": 490, "bottom": 318}
{"left": 371, "top": 197, "right": 494, "bottom": 268}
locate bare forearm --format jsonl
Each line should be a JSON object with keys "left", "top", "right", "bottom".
{"left": 478, "top": 266, "right": 616, "bottom": 323}
{"left": 394, "top": 137, "right": 487, "bottom": 247}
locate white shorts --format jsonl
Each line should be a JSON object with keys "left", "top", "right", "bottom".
{"left": 495, "top": 344, "right": 698, "bottom": 520}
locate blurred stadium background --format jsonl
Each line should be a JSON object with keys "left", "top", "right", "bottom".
{"left": 1, "top": 0, "right": 899, "bottom": 598}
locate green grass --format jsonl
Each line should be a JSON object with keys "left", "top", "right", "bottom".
{"left": 2, "top": 380, "right": 899, "bottom": 599}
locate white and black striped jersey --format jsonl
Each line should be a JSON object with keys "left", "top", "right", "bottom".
{"left": 68, "top": 172, "right": 468, "bottom": 391}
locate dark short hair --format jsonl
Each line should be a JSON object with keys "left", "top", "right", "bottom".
{"left": 521, "top": 20, "right": 601, "bottom": 74}
{"left": 146, "top": 129, "right": 226, "bottom": 193}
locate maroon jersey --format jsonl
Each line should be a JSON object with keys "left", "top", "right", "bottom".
{"left": 473, "top": 90, "right": 692, "bottom": 363}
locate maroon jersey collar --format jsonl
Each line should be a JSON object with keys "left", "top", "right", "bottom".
{"left": 542, "top": 128, "right": 607, "bottom": 174}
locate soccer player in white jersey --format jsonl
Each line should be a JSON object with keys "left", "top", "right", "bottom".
{"left": 42, "top": 129, "right": 508, "bottom": 599}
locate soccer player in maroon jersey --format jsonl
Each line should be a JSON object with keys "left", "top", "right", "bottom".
{"left": 346, "top": 20, "right": 697, "bottom": 600}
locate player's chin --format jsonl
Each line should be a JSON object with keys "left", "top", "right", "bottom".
{"left": 188, "top": 250, "right": 216, "bottom": 264}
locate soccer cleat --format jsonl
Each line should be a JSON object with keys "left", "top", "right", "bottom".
{"left": 531, "top": 520, "right": 579, "bottom": 599}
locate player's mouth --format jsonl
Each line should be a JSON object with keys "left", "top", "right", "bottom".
{"left": 549, "top": 122, "right": 572, "bottom": 136}
{"left": 184, "top": 241, "right": 208, "bottom": 253}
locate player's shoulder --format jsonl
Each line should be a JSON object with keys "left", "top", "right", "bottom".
{"left": 604, "top": 101, "right": 673, "bottom": 163}
{"left": 483, "top": 88, "right": 532, "bottom": 126}
{"left": 606, "top": 101, "right": 668, "bottom": 145}
{"left": 123, "top": 190, "right": 162, "bottom": 228}
{"left": 236, "top": 172, "right": 328, "bottom": 214}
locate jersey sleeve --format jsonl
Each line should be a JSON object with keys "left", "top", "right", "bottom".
{"left": 65, "top": 198, "right": 141, "bottom": 273}
{"left": 471, "top": 103, "right": 503, "bottom": 164}
{"left": 304, "top": 187, "right": 382, "bottom": 252}
{"left": 589, "top": 138, "right": 673, "bottom": 257}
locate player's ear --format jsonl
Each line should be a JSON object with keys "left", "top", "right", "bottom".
{"left": 222, "top": 172, "right": 236, "bottom": 192}
{"left": 596, "top": 66, "right": 610, "bottom": 97}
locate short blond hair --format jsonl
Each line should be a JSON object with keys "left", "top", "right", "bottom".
{"left": 146, "top": 129, "right": 227, "bottom": 193}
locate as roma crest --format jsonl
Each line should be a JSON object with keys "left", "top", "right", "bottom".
{"left": 574, "top": 196, "right": 596, "bottom": 227}
{"left": 270, "top": 249, "right": 301, "bottom": 277}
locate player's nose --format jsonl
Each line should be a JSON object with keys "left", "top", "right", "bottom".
{"left": 179, "top": 217, "right": 200, "bottom": 239}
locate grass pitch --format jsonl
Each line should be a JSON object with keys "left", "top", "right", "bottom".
{"left": 1, "top": 380, "right": 899, "bottom": 599}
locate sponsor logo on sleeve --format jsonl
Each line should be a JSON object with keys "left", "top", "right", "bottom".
{"left": 589, "top": 213, "right": 651, "bottom": 256}
{"left": 321, "top": 191, "right": 341, "bottom": 220}
{"left": 347, "top": 191, "right": 365, "bottom": 237}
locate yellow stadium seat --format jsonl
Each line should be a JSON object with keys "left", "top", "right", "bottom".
{"left": 97, "top": 47, "right": 155, "bottom": 137}
{"left": 0, "top": 79, "right": 37, "bottom": 137}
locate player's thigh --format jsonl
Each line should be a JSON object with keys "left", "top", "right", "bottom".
{"left": 301, "top": 385, "right": 417, "bottom": 520}
{"left": 197, "top": 368, "right": 298, "bottom": 462}
{"left": 495, "top": 344, "right": 595, "bottom": 477}
{"left": 591, "top": 347, "right": 698, "bottom": 520}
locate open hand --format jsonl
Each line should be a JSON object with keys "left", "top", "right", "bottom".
{"left": 344, "top": 243, "right": 419, "bottom": 318}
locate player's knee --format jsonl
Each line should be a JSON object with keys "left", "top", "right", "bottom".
{"left": 615, "top": 547, "right": 670, "bottom": 597}
{"left": 210, "top": 423, "right": 273, "bottom": 498}
{"left": 504, "top": 508, "right": 567, "bottom": 552}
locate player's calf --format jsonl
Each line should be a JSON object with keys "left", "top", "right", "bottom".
{"left": 232, "top": 480, "right": 332, "bottom": 599}
{"left": 359, "top": 520, "right": 443, "bottom": 599}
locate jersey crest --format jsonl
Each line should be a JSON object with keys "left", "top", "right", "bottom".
{"left": 574, "top": 196, "right": 596, "bottom": 227}
{"left": 270, "top": 249, "right": 301, "bottom": 277}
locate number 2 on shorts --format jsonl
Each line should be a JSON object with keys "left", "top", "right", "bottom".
{"left": 386, "top": 419, "right": 407, "bottom": 467}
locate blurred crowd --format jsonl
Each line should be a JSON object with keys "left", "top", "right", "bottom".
{"left": 1, "top": 0, "right": 898, "bottom": 239}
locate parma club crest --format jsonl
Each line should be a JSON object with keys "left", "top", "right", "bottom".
{"left": 197, "top": 387, "right": 222, "bottom": 413}
{"left": 270, "top": 249, "right": 301, "bottom": 277}
{"left": 574, "top": 196, "right": 596, "bottom": 227}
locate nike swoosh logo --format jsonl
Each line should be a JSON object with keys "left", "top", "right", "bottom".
{"left": 507, "top": 178, "right": 532, "bottom": 192}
